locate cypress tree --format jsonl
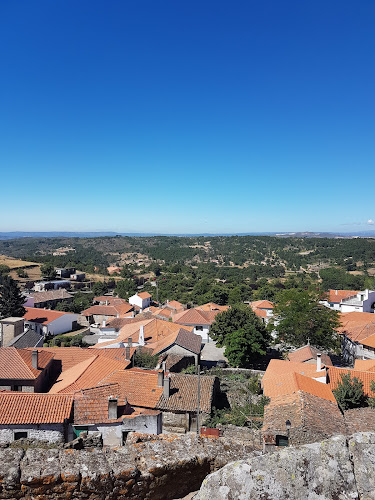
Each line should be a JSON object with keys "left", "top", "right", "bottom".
{"left": 0, "top": 275, "right": 26, "bottom": 319}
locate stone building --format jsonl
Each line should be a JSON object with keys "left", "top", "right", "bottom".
{"left": 262, "top": 391, "right": 346, "bottom": 449}
{"left": 0, "top": 348, "right": 54, "bottom": 392}
{"left": 0, "top": 392, "right": 73, "bottom": 444}
{"left": 73, "top": 383, "right": 161, "bottom": 446}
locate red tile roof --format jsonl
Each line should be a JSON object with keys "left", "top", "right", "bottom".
{"left": 150, "top": 328, "right": 201, "bottom": 356}
{"left": 0, "top": 393, "right": 73, "bottom": 424}
{"left": 338, "top": 312, "right": 375, "bottom": 342}
{"left": 24, "top": 307, "right": 74, "bottom": 325}
{"left": 138, "top": 292, "right": 151, "bottom": 299}
{"left": 50, "top": 355, "right": 128, "bottom": 394}
{"left": 198, "top": 303, "right": 230, "bottom": 312}
{"left": 27, "top": 347, "right": 98, "bottom": 371}
{"left": 327, "top": 366, "right": 375, "bottom": 397}
{"left": 74, "top": 383, "right": 126, "bottom": 424}
{"left": 102, "top": 369, "right": 163, "bottom": 408}
{"left": 287, "top": 345, "right": 332, "bottom": 366}
{"left": 250, "top": 300, "right": 274, "bottom": 309}
{"left": 354, "top": 359, "right": 375, "bottom": 372}
{"left": 0, "top": 348, "right": 54, "bottom": 380}
{"left": 81, "top": 303, "right": 133, "bottom": 317}
{"left": 359, "top": 334, "right": 375, "bottom": 349}
{"left": 174, "top": 308, "right": 220, "bottom": 326}
{"left": 328, "top": 290, "right": 359, "bottom": 303}
{"left": 262, "top": 359, "right": 326, "bottom": 388}
{"left": 263, "top": 371, "right": 336, "bottom": 402}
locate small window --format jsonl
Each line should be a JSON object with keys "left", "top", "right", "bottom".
{"left": 14, "top": 432, "right": 27, "bottom": 441}
{"left": 12, "top": 385, "right": 21, "bottom": 392}
{"left": 195, "top": 326, "right": 203, "bottom": 331}
{"left": 276, "top": 434, "right": 289, "bottom": 447}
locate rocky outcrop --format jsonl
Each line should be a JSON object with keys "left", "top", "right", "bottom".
{"left": 0, "top": 433, "right": 259, "bottom": 499}
{"left": 195, "top": 432, "right": 375, "bottom": 499}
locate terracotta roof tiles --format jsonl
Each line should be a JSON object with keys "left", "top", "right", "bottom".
{"left": 0, "top": 393, "right": 73, "bottom": 424}
{"left": 327, "top": 366, "right": 375, "bottom": 397}
{"left": 0, "top": 348, "right": 54, "bottom": 380}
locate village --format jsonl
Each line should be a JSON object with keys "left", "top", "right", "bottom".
{"left": 1, "top": 263, "right": 375, "bottom": 453}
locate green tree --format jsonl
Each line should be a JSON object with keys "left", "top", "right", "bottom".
{"left": 40, "top": 263, "right": 57, "bottom": 280}
{"left": 210, "top": 305, "right": 270, "bottom": 367}
{"left": 0, "top": 265, "right": 10, "bottom": 275}
{"left": 92, "top": 281, "right": 108, "bottom": 296}
{"left": 134, "top": 348, "right": 158, "bottom": 369}
{"left": 333, "top": 373, "right": 368, "bottom": 411}
{"left": 0, "top": 275, "right": 26, "bottom": 318}
{"left": 271, "top": 289, "right": 340, "bottom": 350}
{"left": 115, "top": 279, "right": 137, "bottom": 299}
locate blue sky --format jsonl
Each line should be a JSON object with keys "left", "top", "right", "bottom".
{"left": 0, "top": 0, "right": 374, "bottom": 234}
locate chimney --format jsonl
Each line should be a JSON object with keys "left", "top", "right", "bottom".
{"left": 125, "top": 346, "right": 130, "bottom": 360}
{"left": 117, "top": 313, "right": 119, "bottom": 318}
{"left": 108, "top": 397, "right": 118, "bottom": 419}
{"left": 139, "top": 325, "right": 145, "bottom": 346}
{"left": 158, "top": 370, "right": 164, "bottom": 387}
{"left": 128, "top": 337, "right": 133, "bottom": 347}
{"left": 317, "top": 353, "right": 322, "bottom": 372}
{"left": 31, "top": 350, "right": 38, "bottom": 370}
{"left": 162, "top": 361, "right": 167, "bottom": 372}
{"left": 163, "top": 377, "right": 170, "bottom": 398}
{"left": 105, "top": 300, "right": 108, "bottom": 306}
{"left": 102, "top": 320, "right": 106, "bottom": 328}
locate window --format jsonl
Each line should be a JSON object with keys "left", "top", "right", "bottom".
{"left": 195, "top": 326, "right": 203, "bottom": 331}
{"left": 276, "top": 435, "right": 289, "bottom": 447}
{"left": 12, "top": 385, "right": 21, "bottom": 392}
{"left": 73, "top": 426, "right": 89, "bottom": 438}
{"left": 14, "top": 432, "right": 27, "bottom": 441}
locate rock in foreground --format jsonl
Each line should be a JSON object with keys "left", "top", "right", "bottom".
{"left": 195, "top": 432, "right": 375, "bottom": 500}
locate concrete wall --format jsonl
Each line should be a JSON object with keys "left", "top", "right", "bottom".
{"left": 0, "top": 424, "right": 65, "bottom": 444}
{"left": 84, "top": 413, "right": 162, "bottom": 447}
{"left": 0, "top": 319, "right": 25, "bottom": 347}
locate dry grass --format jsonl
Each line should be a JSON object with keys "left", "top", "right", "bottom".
{"left": 0, "top": 255, "right": 39, "bottom": 269}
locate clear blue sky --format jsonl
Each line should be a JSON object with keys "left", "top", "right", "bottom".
{"left": 0, "top": 0, "right": 374, "bottom": 234}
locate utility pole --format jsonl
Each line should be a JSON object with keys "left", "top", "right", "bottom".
{"left": 196, "top": 364, "right": 201, "bottom": 435}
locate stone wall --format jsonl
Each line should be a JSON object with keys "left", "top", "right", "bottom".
{"left": 0, "top": 432, "right": 259, "bottom": 499}
{"left": 0, "top": 424, "right": 65, "bottom": 444}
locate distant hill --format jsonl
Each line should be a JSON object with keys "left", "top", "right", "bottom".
{"left": 1, "top": 230, "right": 375, "bottom": 240}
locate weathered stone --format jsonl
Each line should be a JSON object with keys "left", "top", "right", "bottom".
{"left": 195, "top": 435, "right": 358, "bottom": 500}
{"left": 348, "top": 432, "right": 375, "bottom": 500}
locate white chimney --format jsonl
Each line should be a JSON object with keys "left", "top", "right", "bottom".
{"left": 102, "top": 320, "right": 106, "bottom": 328}
{"left": 317, "top": 353, "right": 322, "bottom": 372}
{"left": 108, "top": 397, "right": 118, "bottom": 419}
{"left": 157, "top": 370, "right": 164, "bottom": 387}
{"left": 31, "top": 350, "right": 38, "bottom": 370}
{"left": 163, "top": 377, "right": 170, "bottom": 398}
{"left": 139, "top": 325, "right": 145, "bottom": 346}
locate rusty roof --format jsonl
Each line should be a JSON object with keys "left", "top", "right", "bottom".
{"left": 156, "top": 373, "right": 216, "bottom": 414}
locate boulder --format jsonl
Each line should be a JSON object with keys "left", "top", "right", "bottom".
{"left": 195, "top": 434, "right": 359, "bottom": 499}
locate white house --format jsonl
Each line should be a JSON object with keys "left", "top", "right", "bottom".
{"left": 320, "top": 289, "right": 375, "bottom": 313}
{"left": 23, "top": 307, "right": 78, "bottom": 336}
{"left": 340, "top": 290, "right": 375, "bottom": 313}
{"left": 128, "top": 292, "right": 151, "bottom": 310}
{"left": 173, "top": 308, "right": 220, "bottom": 343}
